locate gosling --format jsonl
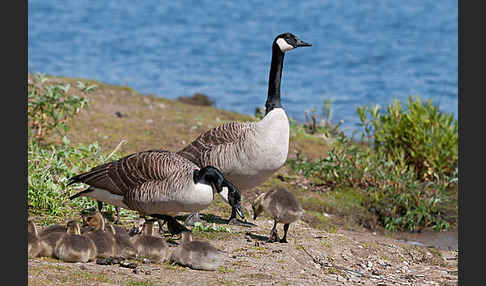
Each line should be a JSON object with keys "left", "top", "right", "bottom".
{"left": 169, "top": 231, "right": 224, "bottom": 271}
{"left": 55, "top": 220, "right": 97, "bottom": 263}
{"left": 82, "top": 211, "right": 116, "bottom": 258}
{"left": 106, "top": 224, "right": 137, "bottom": 259}
{"left": 252, "top": 188, "right": 303, "bottom": 243}
{"left": 130, "top": 219, "right": 169, "bottom": 263}
{"left": 38, "top": 225, "right": 68, "bottom": 258}
{"left": 28, "top": 220, "right": 42, "bottom": 258}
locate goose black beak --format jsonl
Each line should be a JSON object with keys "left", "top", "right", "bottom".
{"left": 235, "top": 203, "right": 245, "bottom": 219}
{"left": 296, "top": 39, "right": 312, "bottom": 47}
{"left": 129, "top": 226, "right": 141, "bottom": 235}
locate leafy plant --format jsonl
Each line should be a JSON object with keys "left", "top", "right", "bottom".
{"left": 357, "top": 96, "right": 458, "bottom": 180}
{"left": 28, "top": 136, "right": 121, "bottom": 217}
{"left": 28, "top": 74, "right": 89, "bottom": 140}
{"left": 191, "top": 222, "right": 233, "bottom": 233}
{"left": 288, "top": 96, "right": 458, "bottom": 232}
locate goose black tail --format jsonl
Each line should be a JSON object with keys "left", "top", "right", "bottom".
{"left": 69, "top": 187, "right": 94, "bottom": 200}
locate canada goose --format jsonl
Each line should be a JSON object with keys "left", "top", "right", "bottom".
{"left": 252, "top": 188, "right": 303, "bottom": 243}
{"left": 54, "top": 220, "right": 97, "bottom": 263}
{"left": 68, "top": 150, "right": 244, "bottom": 235}
{"left": 106, "top": 223, "right": 137, "bottom": 259}
{"left": 28, "top": 220, "right": 42, "bottom": 258}
{"left": 81, "top": 211, "right": 116, "bottom": 258}
{"left": 169, "top": 231, "right": 224, "bottom": 271}
{"left": 130, "top": 219, "right": 169, "bottom": 263}
{"left": 177, "top": 32, "right": 311, "bottom": 226}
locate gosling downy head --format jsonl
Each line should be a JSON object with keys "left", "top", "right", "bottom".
{"left": 274, "top": 32, "right": 312, "bottom": 53}
{"left": 251, "top": 192, "right": 266, "bottom": 220}
{"left": 81, "top": 211, "right": 116, "bottom": 258}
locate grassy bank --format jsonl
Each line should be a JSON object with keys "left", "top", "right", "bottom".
{"left": 27, "top": 73, "right": 457, "bottom": 233}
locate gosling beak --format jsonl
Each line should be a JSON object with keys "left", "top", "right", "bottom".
{"left": 296, "top": 38, "right": 312, "bottom": 47}
{"left": 235, "top": 203, "right": 245, "bottom": 219}
{"left": 253, "top": 213, "right": 257, "bottom": 221}
{"left": 129, "top": 226, "right": 141, "bottom": 235}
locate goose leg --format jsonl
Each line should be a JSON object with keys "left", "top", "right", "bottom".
{"left": 279, "top": 223, "right": 290, "bottom": 243}
{"left": 184, "top": 211, "right": 202, "bottom": 227}
{"left": 149, "top": 214, "right": 189, "bottom": 235}
{"left": 267, "top": 218, "right": 279, "bottom": 243}
{"left": 97, "top": 201, "right": 121, "bottom": 225}
{"left": 114, "top": 207, "right": 121, "bottom": 225}
{"left": 97, "top": 201, "right": 103, "bottom": 213}
{"left": 157, "top": 219, "right": 166, "bottom": 235}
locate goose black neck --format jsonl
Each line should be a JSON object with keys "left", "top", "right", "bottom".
{"left": 265, "top": 43, "right": 285, "bottom": 115}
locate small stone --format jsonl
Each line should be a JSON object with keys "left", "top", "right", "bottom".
{"left": 146, "top": 119, "right": 153, "bottom": 124}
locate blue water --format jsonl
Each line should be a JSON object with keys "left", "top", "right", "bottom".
{"left": 28, "top": 0, "right": 458, "bottom": 136}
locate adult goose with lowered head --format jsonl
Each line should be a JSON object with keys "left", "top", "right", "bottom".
{"left": 68, "top": 150, "right": 244, "bottom": 234}
{"left": 177, "top": 32, "right": 311, "bottom": 225}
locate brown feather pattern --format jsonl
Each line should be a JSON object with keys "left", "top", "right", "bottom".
{"left": 177, "top": 121, "right": 257, "bottom": 169}
{"left": 69, "top": 150, "right": 198, "bottom": 203}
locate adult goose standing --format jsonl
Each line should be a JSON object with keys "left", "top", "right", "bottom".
{"left": 177, "top": 32, "right": 311, "bottom": 226}
{"left": 68, "top": 150, "right": 244, "bottom": 235}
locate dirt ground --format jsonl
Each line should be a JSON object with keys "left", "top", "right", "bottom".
{"left": 28, "top": 74, "right": 458, "bottom": 285}
{"left": 28, "top": 215, "right": 458, "bottom": 286}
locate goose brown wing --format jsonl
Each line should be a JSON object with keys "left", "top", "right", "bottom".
{"left": 68, "top": 150, "right": 196, "bottom": 195}
{"left": 177, "top": 121, "right": 255, "bottom": 167}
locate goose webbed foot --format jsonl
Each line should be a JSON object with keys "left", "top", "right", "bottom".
{"left": 149, "top": 214, "right": 189, "bottom": 235}
{"left": 227, "top": 207, "right": 256, "bottom": 227}
{"left": 113, "top": 207, "right": 122, "bottom": 224}
{"left": 228, "top": 217, "right": 257, "bottom": 227}
{"left": 184, "top": 212, "right": 202, "bottom": 227}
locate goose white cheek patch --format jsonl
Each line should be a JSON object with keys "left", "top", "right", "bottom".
{"left": 276, "top": 38, "right": 294, "bottom": 52}
{"left": 217, "top": 187, "right": 229, "bottom": 204}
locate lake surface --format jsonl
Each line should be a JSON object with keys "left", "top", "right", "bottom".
{"left": 28, "top": 0, "right": 458, "bottom": 136}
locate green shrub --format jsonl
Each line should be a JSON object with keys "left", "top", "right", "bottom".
{"left": 28, "top": 74, "right": 90, "bottom": 140}
{"left": 288, "top": 96, "right": 458, "bottom": 232}
{"left": 357, "top": 96, "right": 458, "bottom": 181}
{"left": 28, "top": 137, "right": 122, "bottom": 217}
{"left": 27, "top": 74, "right": 116, "bottom": 219}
